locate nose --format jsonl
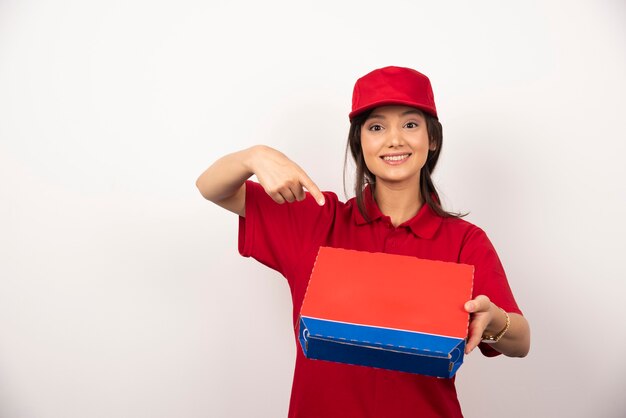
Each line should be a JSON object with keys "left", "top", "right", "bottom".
{"left": 386, "top": 125, "right": 404, "bottom": 147}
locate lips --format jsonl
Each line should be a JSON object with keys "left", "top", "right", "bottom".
{"left": 381, "top": 153, "right": 411, "bottom": 162}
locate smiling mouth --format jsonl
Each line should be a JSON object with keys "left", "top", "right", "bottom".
{"left": 381, "top": 153, "right": 411, "bottom": 162}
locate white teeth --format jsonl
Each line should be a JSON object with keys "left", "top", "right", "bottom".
{"left": 383, "top": 154, "right": 409, "bottom": 162}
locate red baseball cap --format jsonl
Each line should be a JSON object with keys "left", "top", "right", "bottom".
{"left": 349, "top": 66, "right": 438, "bottom": 120}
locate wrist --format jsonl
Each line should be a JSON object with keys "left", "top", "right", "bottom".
{"left": 482, "top": 305, "right": 510, "bottom": 343}
{"left": 241, "top": 145, "right": 267, "bottom": 174}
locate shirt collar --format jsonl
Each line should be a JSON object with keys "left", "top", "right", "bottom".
{"left": 352, "top": 185, "right": 443, "bottom": 239}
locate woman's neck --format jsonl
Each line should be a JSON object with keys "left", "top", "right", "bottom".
{"left": 373, "top": 181, "right": 424, "bottom": 227}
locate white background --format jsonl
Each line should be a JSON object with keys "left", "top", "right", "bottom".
{"left": 1, "top": 1, "right": 625, "bottom": 417}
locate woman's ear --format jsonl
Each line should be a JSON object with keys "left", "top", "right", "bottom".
{"left": 429, "top": 140, "right": 437, "bottom": 151}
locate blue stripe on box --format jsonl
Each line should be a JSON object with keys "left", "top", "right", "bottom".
{"left": 299, "top": 316, "right": 466, "bottom": 378}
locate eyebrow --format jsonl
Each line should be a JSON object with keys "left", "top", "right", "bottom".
{"left": 367, "top": 109, "right": 424, "bottom": 120}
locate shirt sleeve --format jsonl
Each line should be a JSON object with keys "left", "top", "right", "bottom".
{"left": 238, "top": 180, "right": 336, "bottom": 282}
{"left": 459, "top": 226, "right": 522, "bottom": 357}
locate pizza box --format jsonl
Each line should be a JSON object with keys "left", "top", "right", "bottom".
{"left": 298, "top": 246, "right": 474, "bottom": 378}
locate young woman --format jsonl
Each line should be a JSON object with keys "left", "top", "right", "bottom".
{"left": 196, "top": 66, "right": 530, "bottom": 418}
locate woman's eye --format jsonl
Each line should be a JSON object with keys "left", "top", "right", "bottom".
{"left": 368, "top": 124, "right": 383, "bottom": 132}
{"left": 405, "top": 122, "right": 418, "bottom": 129}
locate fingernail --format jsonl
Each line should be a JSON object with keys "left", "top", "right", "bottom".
{"left": 465, "top": 302, "right": 473, "bottom": 311}
{"left": 318, "top": 198, "right": 325, "bottom": 206}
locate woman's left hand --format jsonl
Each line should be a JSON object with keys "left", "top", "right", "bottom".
{"left": 464, "top": 295, "right": 500, "bottom": 354}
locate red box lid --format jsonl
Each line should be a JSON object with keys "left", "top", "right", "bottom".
{"left": 300, "top": 247, "right": 474, "bottom": 339}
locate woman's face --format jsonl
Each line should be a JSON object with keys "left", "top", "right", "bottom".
{"left": 360, "top": 105, "right": 435, "bottom": 188}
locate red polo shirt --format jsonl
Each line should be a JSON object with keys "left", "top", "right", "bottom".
{"left": 238, "top": 180, "right": 522, "bottom": 418}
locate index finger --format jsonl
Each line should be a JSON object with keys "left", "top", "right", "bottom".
{"left": 299, "top": 172, "right": 325, "bottom": 206}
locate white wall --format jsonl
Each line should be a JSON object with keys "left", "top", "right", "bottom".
{"left": 1, "top": 1, "right": 625, "bottom": 417}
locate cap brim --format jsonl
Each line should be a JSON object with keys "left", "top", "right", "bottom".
{"left": 349, "top": 99, "right": 437, "bottom": 121}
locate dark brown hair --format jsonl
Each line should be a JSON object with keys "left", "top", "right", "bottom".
{"left": 344, "top": 108, "right": 465, "bottom": 221}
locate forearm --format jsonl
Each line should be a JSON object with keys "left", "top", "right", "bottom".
{"left": 487, "top": 309, "right": 531, "bottom": 358}
{"left": 196, "top": 144, "right": 324, "bottom": 216}
{"left": 196, "top": 146, "right": 258, "bottom": 202}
